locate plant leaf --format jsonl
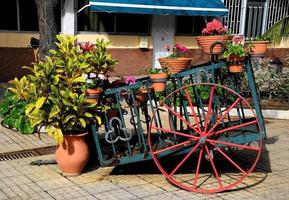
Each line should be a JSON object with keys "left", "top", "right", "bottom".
{"left": 35, "top": 97, "right": 46, "bottom": 109}
{"left": 64, "top": 114, "right": 76, "bottom": 123}
{"left": 79, "top": 118, "right": 86, "bottom": 128}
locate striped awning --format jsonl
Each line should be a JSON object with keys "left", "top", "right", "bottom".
{"left": 87, "top": 0, "right": 228, "bottom": 16}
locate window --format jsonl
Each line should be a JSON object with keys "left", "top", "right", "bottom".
{"left": 19, "top": 0, "right": 39, "bottom": 31}
{"left": 0, "top": 0, "right": 38, "bottom": 31}
{"left": 0, "top": 1, "right": 18, "bottom": 30}
{"left": 176, "top": 16, "right": 208, "bottom": 35}
{"left": 77, "top": 0, "right": 150, "bottom": 35}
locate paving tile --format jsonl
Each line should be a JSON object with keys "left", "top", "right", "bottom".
{"left": 94, "top": 189, "right": 138, "bottom": 200}
{"left": 80, "top": 181, "right": 120, "bottom": 194}
{"left": 121, "top": 183, "right": 164, "bottom": 198}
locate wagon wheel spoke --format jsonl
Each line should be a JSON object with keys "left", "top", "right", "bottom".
{"left": 184, "top": 87, "right": 202, "bottom": 133}
{"left": 151, "top": 126, "right": 198, "bottom": 140}
{"left": 169, "top": 143, "right": 200, "bottom": 177}
{"left": 207, "top": 98, "right": 241, "bottom": 136}
{"left": 204, "top": 86, "right": 215, "bottom": 133}
{"left": 210, "top": 120, "right": 258, "bottom": 137}
{"left": 153, "top": 140, "right": 193, "bottom": 155}
{"left": 193, "top": 147, "right": 203, "bottom": 189}
{"left": 208, "top": 139, "right": 259, "bottom": 151}
{"left": 204, "top": 145, "right": 223, "bottom": 188}
{"left": 214, "top": 147, "right": 248, "bottom": 176}
{"left": 162, "top": 103, "right": 201, "bottom": 134}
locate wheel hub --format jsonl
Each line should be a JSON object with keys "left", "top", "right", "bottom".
{"left": 199, "top": 136, "right": 207, "bottom": 144}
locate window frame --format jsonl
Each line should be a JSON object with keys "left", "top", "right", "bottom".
{"left": 0, "top": 0, "right": 39, "bottom": 32}
{"left": 77, "top": 12, "right": 152, "bottom": 36}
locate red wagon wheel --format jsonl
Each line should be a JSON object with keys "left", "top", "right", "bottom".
{"left": 148, "top": 83, "right": 262, "bottom": 193}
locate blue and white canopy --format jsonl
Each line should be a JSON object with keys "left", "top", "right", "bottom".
{"left": 86, "top": 0, "right": 228, "bottom": 16}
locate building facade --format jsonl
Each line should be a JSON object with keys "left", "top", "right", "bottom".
{"left": 0, "top": 0, "right": 288, "bottom": 82}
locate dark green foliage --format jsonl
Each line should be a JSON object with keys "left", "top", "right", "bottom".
{"left": 0, "top": 91, "right": 35, "bottom": 134}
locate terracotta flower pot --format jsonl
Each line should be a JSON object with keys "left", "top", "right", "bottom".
{"left": 250, "top": 41, "right": 269, "bottom": 56}
{"left": 158, "top": 58, "right": 192, "bottom": 75}
{"left": 86, "top": 88, "right": 103, "bottom": 103}
{"left": 55, "top": 132, "right": 89, "bottom": 176}
{"left": 196, "top": 35, "right": 232, "bottom": 55}
{"left": 228, "top": 64, "right": 244, "bottom": 73}
{"left": 150, "top": 73, "right": 168, "bottom": 92}
{"left": 227, "top": 55, "right": 245, "bottom": 73}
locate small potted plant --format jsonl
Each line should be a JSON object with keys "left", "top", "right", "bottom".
{"left": 196, "top": 19, "right": 232, "bottom": 55}
{"left": 158, "top": 44, "right": 191, "bottom": 74}
{"left": 79, "top": 40, "right": 118, "bottom": 103}
{"left": 249, "top": 35, "right": 270, "bottom": 56}
{"left": 223, "top": 35, "right": 252, "bottom": 73}
{"left": 84, "top": 73, "right": 104, "bottom": 104}
{"left": 146, "top": 67, "right": 168, "bottom": 92}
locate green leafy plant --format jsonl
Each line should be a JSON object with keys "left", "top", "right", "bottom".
{"left": 254, "top": 59, "right": 289, "bottom": 100}
{"left": 0, "top": 90, "right": 34, "bottom": 134}
{"left": 146, "top": 67, "right": 168, "bottom": 74}
{"left": 223, "top": 35, "right": 252, "bottom": 59}
{"left": 24, "top": 35, "right": 110, "bottom": 144}
{"left": 254, "top": 35, "right": 270, "bottom": 41}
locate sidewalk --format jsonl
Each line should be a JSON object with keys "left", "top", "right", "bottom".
{"left": 0, "top": 119, "right": 288, "bottom": 199}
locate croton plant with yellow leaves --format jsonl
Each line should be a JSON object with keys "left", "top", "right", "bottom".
{"left": 7, "top": 35, "right": 117, "bottom": 144}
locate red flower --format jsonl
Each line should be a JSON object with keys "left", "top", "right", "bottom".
{"left": 80, "top": 42, "right": 95, "bottom": 52}
{"left": 202, "top": 19, "right": 227, "bottom": 35}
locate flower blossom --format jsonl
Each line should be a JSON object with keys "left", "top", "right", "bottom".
{"left": 125, "top": 76, "right": 136, "bottom": 85}
{"left": 232, "top": 35, "right": 245, "bottom": 46}
{"left": 202, "top": 19, "right": 227, "bottom": 35}
{"left": 79, "top": 42, "right": 95, "bottom": 52}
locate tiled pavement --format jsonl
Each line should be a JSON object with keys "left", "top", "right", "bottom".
{"left": 0, "top": 119, "right": 288, "bottom": 200}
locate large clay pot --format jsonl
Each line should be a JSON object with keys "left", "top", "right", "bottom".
{"left": 158, "top": 58, "right": 192, "bottom": 75}
{"left": 195, "top": 35, "right": 232, "bottom": 55}
{"left": 86, "top": 88, "right": 103, "bottom": 103}
{"left": 150, "top": 73, "right": 168, "bottom": 92}
{"left": 250, "top": 41, "right": 269, "bottom": 56}
{"left": 55, "top": 132, "right": 89, "bottom": 176}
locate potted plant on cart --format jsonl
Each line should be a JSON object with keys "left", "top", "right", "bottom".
{"left": 196, "top": 19, "right": 232, "bottom": 55}
{"left": 80, "top": 40, "right": 118, "bottom": 103}
{"left": 146, "top": 67, "right": 168, "bottom": 92}
{"left": 249, "top": 35, "right": 270, "bottom": 56}
{"left": 223, "top": 35, "right": 252, "bottom": 73}
{"left": 25, "top": 35, "right": 107, "bottom": 175}
{"left": 158, "top": 43, "right": 191, "bottom": 74}
{"left": 85, "top": 74, "right": 104, "bottom": 104}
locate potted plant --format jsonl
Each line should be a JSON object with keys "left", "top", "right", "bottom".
{"left": 196, "top": 19, "right": 232, "bottom": 55}
{"left": 146, "top": 67, "right": 168, "bottom": 92}
{"left": 84, "top": 74, "right": 104, "bottom": 104}
{"left": 223, "top": 35, "right": 252, "bottom": 73}
{"left": 24, "top": 35, "right": 110, "bottom": 175}
{"left": 79, "top": 40, "right": 118, "bottom": 103}
{"left": 249, "top": 35, "right": 270, "bottom": 56}
{"left": 158, "top": 44, "right": 191, "bottom": 74}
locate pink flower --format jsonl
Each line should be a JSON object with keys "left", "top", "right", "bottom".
{"left": 232, "top": 35, "right": 245, "bottom": 45}
{"left": 179, "top": 46, "right": 188, "bottom": 53}
{"left": 202, "top": 19, "right": 227, "bottom": 35}
{"left": 125, "top": 76, "right": 136, "bottom": 85}
{"left": 165, "top": 44, "right": 170, "bottom": 51}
